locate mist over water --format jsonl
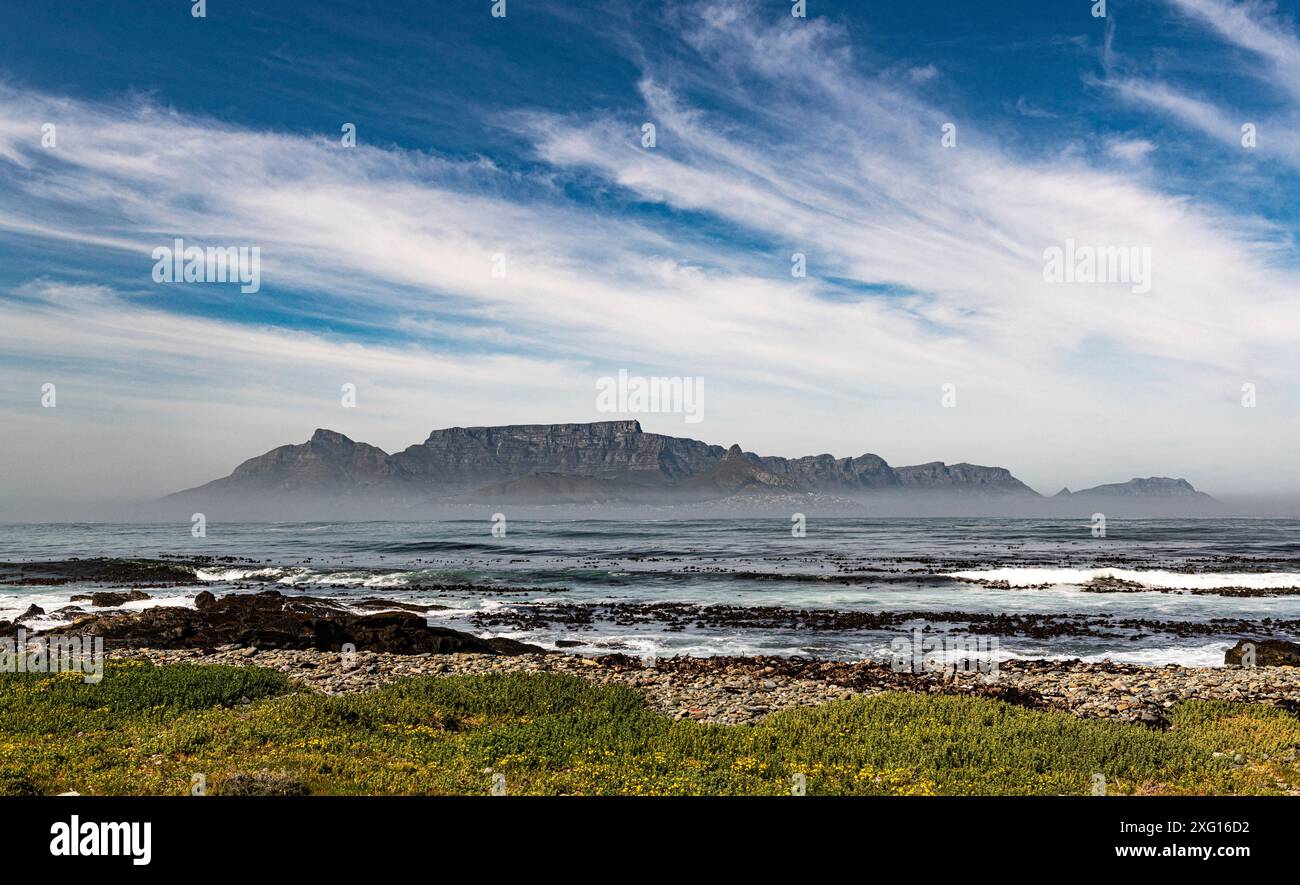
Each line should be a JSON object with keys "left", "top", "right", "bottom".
{"left": 3, "top": 517, "right": 1299, "bottom": 666}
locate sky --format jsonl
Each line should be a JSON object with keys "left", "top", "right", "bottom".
{"left": 1, "top": 0, "right": 1299, "bottom": 508}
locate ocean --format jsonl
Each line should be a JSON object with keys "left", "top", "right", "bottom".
{"left": 3, "top": 517, "right": 1300, "bottom": 666}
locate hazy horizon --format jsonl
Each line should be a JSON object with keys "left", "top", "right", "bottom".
{"left": 2, "top": 414, "right": 1296, "bottom": 518}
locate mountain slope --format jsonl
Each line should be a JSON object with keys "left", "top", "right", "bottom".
{"left": 1063, "top": 477, "right": 1217, "bottom": 500}
{"left": 756, "top": 452, "right": 899, "bottom": 492}
{"left": 893, "top": 462, "right": 1039, "bottom": 495}
{"left": 174, "top": 429, "right": 404, "bottom": 497}
{"left": 684, "top": 445, "right": 805, "bottom": 498}
{"left": 471, "top": 473, "right": 650, "bottom": 504}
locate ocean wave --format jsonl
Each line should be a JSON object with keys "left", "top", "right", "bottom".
{"left": 195, "top": 566, "right": 421, "bottom": 588}
{"left": 369, "top": 541, "right": 530, "bottom": 554}
{"left": 194, "top": 566, "right": 303, "bottom": 582}
{"left": 1, "top": 592, "right": 196, "bottom": 631}
{"left": 949, "top": 566, "right": 1300, "bottom": 591}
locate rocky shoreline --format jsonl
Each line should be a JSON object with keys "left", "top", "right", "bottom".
{"left": 469, "top": 599, "right": 1300, "bottom": 641}
{"left": 18, "top": 589, "right": 543, "bottom": 656}
{"left": 11, "top": 576, "right": 1300, "bottom": 728}
{"left": 110, "top": 645, "right": 1300, "bottom": 727}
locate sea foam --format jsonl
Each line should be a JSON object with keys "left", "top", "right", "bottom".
{"left": 949, "top": 566, "right": 1300, "bottom": 591}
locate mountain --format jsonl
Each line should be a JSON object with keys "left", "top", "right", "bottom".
{"left": 893, "top": 462, "right": 1037, "bottom": 495}
{"left": 472, "top": 473, "right": 649, "bottom": 504}
{"left": 683, "top": 445, "right": 804, "bottom": 498}
{"left": 179, "top": 429, "right": 405, "bottom": 497}
{"left": 1060, "top": 477, "right": 1216, "bottom": 500}
{"left": 754, "top": 452, "right": 898, "bottom": 492}
{"left": 170, "top": 420, "right": 1215, "bottom": 509}
{"left": 389, "top": 421, "right": 722, "bottom": 492}
{"left": 1047, "top": 477, "right": 1222, "bottom": 516}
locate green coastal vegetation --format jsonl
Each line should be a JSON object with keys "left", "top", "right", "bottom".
{"left": 1, "top": 661, "right": 1297, "bottom": 797}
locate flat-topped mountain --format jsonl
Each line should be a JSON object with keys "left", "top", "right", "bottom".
{"left": 1057, "top": 477, "right": 1214, "bottom": 499}
{"left": 390, "top": 420, "right": 720, "bottom": 491}
{"left": 893, "top": 462, "right": 1035, "bottom": 494}
{"left": 171, "top": 420, "right": 1216, "bottom": 509}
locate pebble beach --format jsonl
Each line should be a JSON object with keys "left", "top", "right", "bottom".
{"left": 113, "top": 646, "right": 1300, "bottom": 727}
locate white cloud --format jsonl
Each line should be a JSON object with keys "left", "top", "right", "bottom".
{"left": 1105, "top": 137, "right": 1158, "bottom": 163}
{"left": 1105, "top": 77, "right": 1242, "bottom": 143}
{"left": 1107, "top": 1, "right": 1300, "bottom": 167}
{"left": 1166, "top": 0, "right": 1300, "bottom": 96}
{"left": 908, "top": 64, "right": 940, "bottom": 83}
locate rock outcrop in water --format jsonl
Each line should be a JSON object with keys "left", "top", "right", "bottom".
{"left": 42, "top": 590, "right": 543, "bottom": 655}
{"left": 1225, "top": 639, "right": 1300, "bottom": 667}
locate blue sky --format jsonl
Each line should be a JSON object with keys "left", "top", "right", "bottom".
{"left": 1, "top": 0, "right": 1299, "bottom": 504}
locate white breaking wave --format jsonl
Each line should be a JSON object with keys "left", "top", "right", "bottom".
{"left": 949, "top": 566, "right": 1300, "bottom": 591}
{"left": 195, "top": 567, "right": 416, "bottom": 587}
{"left": 194, "top": 566, "right": 302, "bottom": 582}
{"left": 1, "top": 592, "right": 196, "bottom": 631}
{"left": 275, "top": 570, "right": 413, "bottom": 588}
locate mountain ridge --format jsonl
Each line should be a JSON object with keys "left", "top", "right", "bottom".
{"left": 171, "top": 420, "right": 1216, "bottom": 507}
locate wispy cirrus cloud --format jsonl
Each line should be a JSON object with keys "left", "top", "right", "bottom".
{"left": 1, "top": 0, "right": 1298, "bottom": 501}
{"left": 1105, "top": 0, "right": 1300, "bottom": 168}
{"left": 1167, "top": 0, "right": 1300, "bottom": 95}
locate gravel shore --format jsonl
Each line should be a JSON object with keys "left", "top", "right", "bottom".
{"left": 112, "top": 647, "right": 1300, "bottom": 727}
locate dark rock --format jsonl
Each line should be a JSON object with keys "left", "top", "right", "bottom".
{"left": 1225, "top": 639, "right": 1300, "bottom": 667}
{"left": 43, "top": 590, "right": 543, "bottom": 655}
{"left": 1082, "top": 576, "right": 1148, "bottom": 593}
{"left": 69, "top": 589, "right": 150, "bottom": 607}
{"left": 15, "top": 604, "right": 45, "bottom": 622}
{"left": 473, "top": 599, "right": 1292, "bottom": 642}
{"left": 350, "top": 598, "right": 445, "bottom": 613}
{"left": 0, "top": 558, "right": 200, "bottom": 587}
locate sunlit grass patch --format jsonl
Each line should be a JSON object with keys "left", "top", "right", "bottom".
{"left": 1, "top": 663, "right": 1297, "bottom": 796}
